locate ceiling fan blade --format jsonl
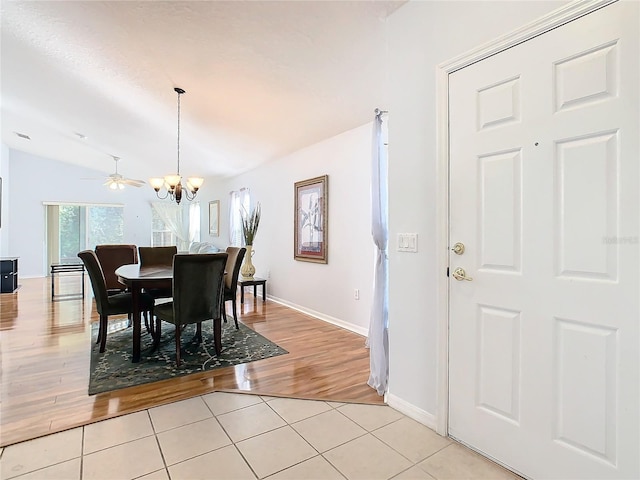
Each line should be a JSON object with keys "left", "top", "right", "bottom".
{"left": 122, "top": 178, "right": 145, "bottom": 187}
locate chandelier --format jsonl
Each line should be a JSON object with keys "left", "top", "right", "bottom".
{"left": 149, "top": 87, "right": 204, "bottom": 204}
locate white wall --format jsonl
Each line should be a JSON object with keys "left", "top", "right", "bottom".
{"left": 0, "top": 144, "right": 9, "bottom": 256}
{"left": 203, "top": 123, "right": 375, "bottom": 334}
{"left": 386, "top": 0, "right": 567, "bottom": 418}
{"left": 6, "top": 149, "right": 161, "bottom": 277}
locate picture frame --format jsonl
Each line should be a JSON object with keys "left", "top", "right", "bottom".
{"left": 208, "top": 200, "right": 220, "bottom": 237}
{"left": 294, "top": 175, "right": 328, "bottom": 263}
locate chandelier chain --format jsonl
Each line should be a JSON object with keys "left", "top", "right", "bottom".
{"left": 176, "top": 89, "right": 181, "bottom": 176}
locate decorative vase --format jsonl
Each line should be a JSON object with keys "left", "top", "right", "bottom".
{"left": 241, "top": 245, "right": 256, "bottom": 279}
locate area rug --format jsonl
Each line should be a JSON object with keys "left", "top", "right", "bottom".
{"left": 89, "top": 318, "right": 288, "bottom": 395}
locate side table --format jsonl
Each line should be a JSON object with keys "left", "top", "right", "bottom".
{"left": 51, "top": 263, "right": 85, "bottom": 300}
{"left": 237, "top": 277, "right": 267, "bottom": 303}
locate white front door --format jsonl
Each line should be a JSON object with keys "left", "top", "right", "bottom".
{"left": 448, "top": 2, "right": 639, "bottom": 479}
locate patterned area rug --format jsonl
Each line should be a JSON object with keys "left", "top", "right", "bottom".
{"left": 89, "top": 317, "right": 288, "bottom": 395}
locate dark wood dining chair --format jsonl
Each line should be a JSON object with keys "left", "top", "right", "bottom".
{"left": 223, "top": 246, "right": 246, "bottom": 329}
{"left": 94, "top": 244, "right": 138, "bottom": 295}
{"left": 78, "top": 250, "right": 155, "bottom": 353}
{"left": 153, "top": 253, "right": 228, "bottom": 366}
{"left": 138, "top": 246, "right": 177, "bottom": 300}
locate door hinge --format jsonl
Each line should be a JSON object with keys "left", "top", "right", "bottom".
{"left": 446, "top": 267, "right": 449, "bottom": 277}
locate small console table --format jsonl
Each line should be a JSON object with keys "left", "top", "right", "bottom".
{"left": 51, "top": 263, "right": 85, "bottom": 300}
{"left": 238, "top": 277, "right": 267, "bottom": 303}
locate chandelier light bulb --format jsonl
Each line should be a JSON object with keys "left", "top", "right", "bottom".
{"left": 164, "top": 174, "right": 181, "bottom": 189}
{"left": 149, "top": 177, "right": 165, "bottom": 191}
{"left": 187, "top": 177, "right": 204, "bottom": 190}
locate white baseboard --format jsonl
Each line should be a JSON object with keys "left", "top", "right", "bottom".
{"left": 267, "top": 295, "right": 369, "bottom": 337}
{"left": 386, "top": 393, "right": 438, "bottom": 432}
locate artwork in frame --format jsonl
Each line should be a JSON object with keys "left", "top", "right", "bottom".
{"left": 209, "top": 200, "right": 220, "bottom": 237}
{"left": 294, "top": 175, "right": 328, "bottom": 263}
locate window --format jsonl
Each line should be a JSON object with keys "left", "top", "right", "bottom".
{"left": 150, "top": 202, "right": 201, "bottom": 250}
{"left": 151, "top": 208, "right": 177, "bottom": 247}
{"left": 46, "top": 203, "right": 124, "bottom": 265}
{"left": 229, "top": 188, "right": 250, "bottom": 246}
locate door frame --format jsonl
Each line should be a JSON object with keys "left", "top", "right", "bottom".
{"left": 433, "top": 0, "right": 616, "bottom": 436}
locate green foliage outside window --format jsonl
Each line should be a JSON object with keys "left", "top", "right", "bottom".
{"left": 58, "top": 205, "right": 124, "bottom": 262}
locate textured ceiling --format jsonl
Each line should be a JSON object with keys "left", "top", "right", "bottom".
{"left": 1, "top": 1, "right": 404, "bottom": 182}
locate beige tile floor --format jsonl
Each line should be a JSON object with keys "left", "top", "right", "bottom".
{"left": 0, "top": 393, "right": 520, "bottom": 480}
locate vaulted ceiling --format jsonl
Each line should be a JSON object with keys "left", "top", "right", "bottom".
{"left": 1, "top": 1, "right": 404, "bottom": 183}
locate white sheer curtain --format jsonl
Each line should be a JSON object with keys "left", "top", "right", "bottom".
{"left": 229, "top": 188, "right": 250, "bottom": 246}
{"left": 367, "top": 112, "right": 389, "bottom": 396}
{"left": 151, "top": 202, "right": 190, "bottom": 252}
{"left": 189, "top": 202, "right": 201, "bottom": 245}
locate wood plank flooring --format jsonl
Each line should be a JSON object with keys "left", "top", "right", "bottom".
{"left": 0, "top": 276, "right": 382, "bottom": 447}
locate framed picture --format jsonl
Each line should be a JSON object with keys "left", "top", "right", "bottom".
{"left": 294, "top": 175, "right": 328, "bottom": 263}
{"left": 209, "top": 200, "right": 220, "bottom": 237}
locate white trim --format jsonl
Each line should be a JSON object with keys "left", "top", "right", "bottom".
{"left": 387, "top": 393, "right": 437, "bottom": 431}
{"left": 268, "top": 295, "right": 369, "bottom": 337}
{"left": 440, "top": 0, "right": 615, "bottom": 74}
{"left": 434, "top": 0, "right": 615, "bottom": 438}
{"left": 434, "top": 64, "right": 450, "bottom": 436}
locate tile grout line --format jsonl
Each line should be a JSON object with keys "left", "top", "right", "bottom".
{"left": 5, "top": 394, "right": 489, "bottom": 480}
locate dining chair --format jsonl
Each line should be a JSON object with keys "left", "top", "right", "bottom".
{"left": 94, "top": 244, "right": 138, "bottom": 295}
{"left": 138, "top": 246, "right": 177, "bottom": 300}
{"left": 223, "top": 246, "right": 246, "bottom": 329}
{"left": 78, "top": 250, "right": 155, "bottom": 353}
{"left": 138, "top": 246, "right": 177, "bottom": 267}
{"left": 153, "top": 253, "right": 228, "bottom": 366}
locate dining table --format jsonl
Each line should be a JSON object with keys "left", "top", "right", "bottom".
{"left": 115, "top": 263, "right": 172, "bottom": 363}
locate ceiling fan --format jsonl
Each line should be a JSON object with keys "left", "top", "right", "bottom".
{"left": 89, "top": 156, "right": 146, "bottom": 190}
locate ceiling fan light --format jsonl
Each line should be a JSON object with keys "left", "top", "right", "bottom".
{"left": 109, "top": 182, "right": 118, "bottom": 190}
{"left": 149, "top": 177, "right": 165, "bottom": 190}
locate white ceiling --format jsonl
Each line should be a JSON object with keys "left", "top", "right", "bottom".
{"left": 1, "top": 0, "right": 404, "bottom": 183}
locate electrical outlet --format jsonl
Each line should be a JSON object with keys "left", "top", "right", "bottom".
{"left": 354, "top": 289, "right": 360, "bottom": 300}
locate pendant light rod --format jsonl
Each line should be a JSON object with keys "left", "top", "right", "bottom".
{"left": 175, "top": 87, "right": 184, "bottom": 176}
{"left": 149, "top": 87, "right": 204, "bottom": 204}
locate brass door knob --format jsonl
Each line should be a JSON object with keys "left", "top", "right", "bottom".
{"left": 452, "top": 267, "right": 473, "bottom": 281}
{"left": 451, "top": 242, "right": 465, "bottom": 255}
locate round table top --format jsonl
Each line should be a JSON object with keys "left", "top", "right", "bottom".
{"left": 115, "top": 263, "right": 173, "bottom": 281}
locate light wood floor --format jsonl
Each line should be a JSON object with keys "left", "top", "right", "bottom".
{"left": 0, "top": 276, "right": 382, "bottom": 448}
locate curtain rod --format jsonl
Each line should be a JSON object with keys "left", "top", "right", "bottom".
{"left": 374, "top": 108, "right": 388, "bottom": 115}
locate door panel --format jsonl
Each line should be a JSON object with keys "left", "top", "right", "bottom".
{"left": 556, "top": 131, "right": 618, "bottom": 280}
{"left": 448, "top": 2, "right": 638, "bottom": 478}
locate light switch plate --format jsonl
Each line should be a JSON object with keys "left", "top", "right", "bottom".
{"left": 397, "top": 233, "right": 418, "bottom": 252}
